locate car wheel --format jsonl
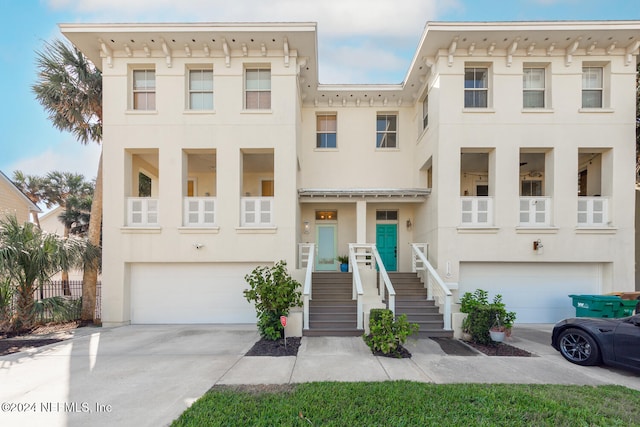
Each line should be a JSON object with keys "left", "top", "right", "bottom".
{"left": 558, "top": 328, "right": 601, "bottom": 366}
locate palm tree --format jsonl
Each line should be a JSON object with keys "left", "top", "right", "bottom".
{"left": 43, "top": 171, "right": 94, "bottom": 293}
{"left": 33, "top": 39, "right": 103, "bottom": 323}
{"left": 0, "top": 214, "right": 99, "bottom": 331}
{"left": 11, "top": 171, "right": 45, "bottom": 227}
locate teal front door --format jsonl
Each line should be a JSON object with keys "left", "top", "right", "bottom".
{"left": 316, "top": 224, "right": 337, "bottom": 271}
{"left": 376, "top": 224, "right": 397, "bottom": 271}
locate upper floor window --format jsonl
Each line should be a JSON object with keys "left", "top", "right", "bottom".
{"left": 523, "top": 67, "right": 545, "bottom": 108}
{"left": 582, "top": 67, "right": 603, "bottom": 108}
{"left": 188, "top": 69, "right": 213, "bottom": 110}
{"left": 464, "top": 67, "right": 488, "bottom": 108}
{"left": 422, "top": 96, "right": 429, "bottom": 129}
{"left": 316, "top": 114, "right": 337, "bottom": 148}
{"left": 245, "top": 68, "right": 271, "bottom": 109}
{"left": 376, "top": 114, "right": 397, "bottom": 148}
{"left": 133, "top": 69, "right": 156, "bottom": 110}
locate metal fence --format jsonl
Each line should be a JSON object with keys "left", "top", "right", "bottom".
{"left": 5, "top": 281, "right": 102, "bottom": 322}
{"left": 36, "top": 281, "right": 101, "bottom": 320}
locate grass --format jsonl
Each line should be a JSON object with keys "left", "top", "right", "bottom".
{"left": 171, "top": 381, "right": 640, "bottom": 426}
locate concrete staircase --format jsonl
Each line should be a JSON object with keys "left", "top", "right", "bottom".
{"left": 304, "top": 272, "right": 363, "bottom": 337}
{"left": 390, "top": 272, "right": 453, "bottom": 338}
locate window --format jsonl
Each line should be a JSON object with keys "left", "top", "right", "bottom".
{"left": 464, "top": 67, "right": 488, "bottom": 108}
{"left": 316, "top": 114, "right": 337, "bottom": 148}
{"left": 376, "top": 114, "right": 397, "bottom": 148}
{"left": 582, "top": 67, "right": 603, "bottom": 108}
{"left": 422, "top": 96, "right": 429, "bottom": 129}
{"left": 523, "top": 68, "right": 545, "bottom": 108}
{"left": 376, "top": 210, "right": 398, "bottom": 221}
{"left": 521, "top": 180, "right": 542, "bottom": 196}
{"left": 188, "top": 69, "right": 213, "bottom": 110}
{"left": 245, "top": 68, "right": 271, "bottom": 109}
{"left": 132, "top": 69, "right": 156, "bottom": 110}
{"left": 315, "top": 210, "right": 337, "bottom": 220}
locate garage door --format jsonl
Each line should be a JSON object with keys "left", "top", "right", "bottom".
{"left": 130, "top": 263, "right": 258, "bottom": 324}
{"left": 459, "top": 262, "right": 602, "bottom": 323}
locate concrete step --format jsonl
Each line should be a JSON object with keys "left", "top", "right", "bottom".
{"left": 303, "top": 328, "right": 364, "bottom": 337}
{"left": 413, "top": 329, "right": 454, "bottom": 338}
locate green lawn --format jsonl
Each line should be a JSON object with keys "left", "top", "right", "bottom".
{"left": 171, "top": 381, "right": 640, "bottom": 426}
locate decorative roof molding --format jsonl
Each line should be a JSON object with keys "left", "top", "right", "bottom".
{"left": 98, "top": 38, "right": 112, "bottom": 67}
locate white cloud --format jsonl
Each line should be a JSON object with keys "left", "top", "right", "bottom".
{"left": 50, "top": 0, "right": 459, "bottom": 38}
{"left": 7, "top": 138, "right": 102, "bottom": 181}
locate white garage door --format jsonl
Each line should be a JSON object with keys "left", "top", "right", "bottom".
{"left": 459, "top": 262, "right": 602, "bottom": 323}
{"left": 130, "top": 263, "right": 258, "bottom": 324}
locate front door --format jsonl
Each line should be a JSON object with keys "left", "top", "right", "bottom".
{"left": 316, "top": 224, "right": 337, "bottom": 271}
{"left": 376, "top": 224, "right": 397, "bottom": 272}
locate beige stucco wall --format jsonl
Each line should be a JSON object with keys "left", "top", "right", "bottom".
{"left": 415, "top": 52, "right": 636, "bottom": 293}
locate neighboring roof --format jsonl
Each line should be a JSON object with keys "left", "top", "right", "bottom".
{"left": 298, "top": 188, "right": 430, "bottom": 200}
{"left": 0, "top": 170, "right": 43, "bottom": 213}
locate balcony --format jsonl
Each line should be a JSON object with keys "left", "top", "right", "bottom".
{"left": 460, "top": 196, "right": 493, "bottom": 226}
{"left": 127, "top": 197, "right": 159, "bottom": 226}
{"left": 519, "top": 197, "right": 552, "bottom": 227}
{"left": 241, "top": 197, "right": 274, "bottom": 227}
{"left": 578, "top": 197, "right": 608, "bottom": 226}
{"left": 183, "top": 197, "right": 216, "bottom": 227}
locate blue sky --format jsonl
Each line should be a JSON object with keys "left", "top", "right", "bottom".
{"left": 1, "top": 0, "right": 639, "bottom": 181}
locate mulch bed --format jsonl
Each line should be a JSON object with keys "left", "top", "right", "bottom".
{"left": 0, "top": 321, "right": 82, "bottom": 356}
{"left": 370, "top": 344, "right": 412, "bottom": 359}
{"left": 245, "top": 337, "right": 302, "bottom": 356}
{"left": 465, "top": 341, "right": 533, "bottom": 357}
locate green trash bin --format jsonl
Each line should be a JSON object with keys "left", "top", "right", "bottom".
{"left": 616, "top": 299, "right": 639, "bottom": 317}
{"left": 569, "top": 295, "right": 623, "bottom": 318}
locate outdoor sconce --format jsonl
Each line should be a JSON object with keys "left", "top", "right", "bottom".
{"left": 533, "top": 239, "right": 543, "bottom": 251}
{"left": 406, "top": 219, "right": 412, "bottom": 230}
{"left": 303, "top": 221, "right": 310, "bottom": 234}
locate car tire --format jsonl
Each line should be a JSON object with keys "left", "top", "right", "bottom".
{"left": 558, "top": 328, "right": 601, "bottom": 366}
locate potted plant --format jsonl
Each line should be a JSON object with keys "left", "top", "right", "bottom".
{"left": 489, "top": 313, "right": 506, "bottom": 343}
{"left": 336, "top": 255, "right": 349, "bottom": 272}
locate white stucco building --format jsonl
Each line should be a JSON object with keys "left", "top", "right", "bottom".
{"left": 61, "top": 20, "right": 640, "bottom": 334}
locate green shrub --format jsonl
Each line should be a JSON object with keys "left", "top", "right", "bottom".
{"left": 364, "top": 309, "right": 419, "bottom": 355}
{"left": 460, "top": 289, "right": 516, "bottom": 345}
{"left": 243, "top": 261, "right": 302, "bottom": 340}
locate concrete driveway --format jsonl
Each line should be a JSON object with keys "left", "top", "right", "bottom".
{"left": 1, "top": 324, "right": 638, "bottom": 427}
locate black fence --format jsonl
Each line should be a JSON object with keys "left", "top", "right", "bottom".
{"left": 5, "top": 281, "right": 102, "bottom": 322}
{"left": 36, "top": 280, "right": 101, "bottom": 320}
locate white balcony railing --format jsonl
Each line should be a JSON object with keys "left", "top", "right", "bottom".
{"left": 519, "top": 197, "right": 552, "bottom": 227}
{"left": 241, "top": 197, "right": 274, "bottom": 227}
{"left": 460, "top": 196, "right": 493, "bottom": 226}
{"left": 127, "top": 197, "right": 159, "bottom": 226}
{"left": 578, "top": 197, "right": 609, "bottom": 226}
{"left": 183, "top": 197, "right": 216, "bottom": 227}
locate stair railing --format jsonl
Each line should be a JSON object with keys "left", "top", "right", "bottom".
{"left": 300, "top": 243, "right": 315, "bottom": 330}
{"left": 348, "top": 244, "right": 365, "bottom": 329}
{"left": 410, "top": 243, "right": 452, "bottom": 331}
{"left": 348, "top": 243, "right": 396, "bottom": 323}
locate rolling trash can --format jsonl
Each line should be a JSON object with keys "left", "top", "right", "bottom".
{"left": 568, "top": 295, "right": 629, "bottom": 318}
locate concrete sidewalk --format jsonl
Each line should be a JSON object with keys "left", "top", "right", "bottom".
{"left": 1, "top": 324, "right": 638, "bottom": 427}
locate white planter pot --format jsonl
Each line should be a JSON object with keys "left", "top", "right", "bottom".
{"left": 489, "top": 330, "right": 505, "bottom": 343}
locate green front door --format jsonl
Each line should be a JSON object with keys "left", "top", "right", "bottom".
{"left": 316, "top": 224, "right": 337, "bottom": 271}
{"left": 376, "top": 224, "right": 397, "bottom": 271}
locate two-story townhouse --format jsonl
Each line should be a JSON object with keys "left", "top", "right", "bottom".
{"left": 62, "top": 20, "right": 639, "bottom": 336}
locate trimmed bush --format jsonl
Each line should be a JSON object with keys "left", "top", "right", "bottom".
{"left": 364, "top": 309, "right": 419, "bottom": 355}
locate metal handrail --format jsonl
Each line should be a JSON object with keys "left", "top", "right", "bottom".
{"left": 411, "top": 243, "right": 452, "bottom": 330}
{"left": 370, "top": 245, "right": 396, "bottom": 315}
{"left": 301, "top": 243, "right": 315, "bottom": 330}
{"left": 348, "top": 246, "right": 364, "bottom": 330}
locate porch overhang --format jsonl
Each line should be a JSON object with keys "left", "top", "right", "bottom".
{"left": 298, "top": 188, "right": 430, "bottom": 202}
